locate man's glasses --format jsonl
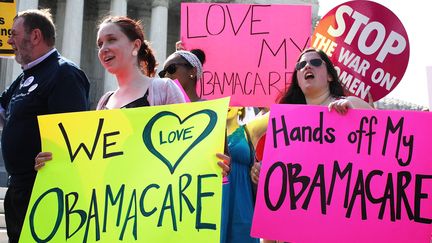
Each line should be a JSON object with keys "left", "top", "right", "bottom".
{"left": 158, "top": 63, "right": 192, "bottom": 77}
{"left": 295, "top": 58, "right": 324, "bottom": 71}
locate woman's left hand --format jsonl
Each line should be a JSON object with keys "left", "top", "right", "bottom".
{"left": 329, "top": 96, "right": 374, "bottom": 113}
{"left": 216, "top": 153, "right": 231, "bottom": 177}
{"left": 328, "top": 98, "right": 353, "bottom": 115}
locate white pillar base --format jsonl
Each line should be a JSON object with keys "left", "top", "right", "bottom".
{"left": 150, "top": 0, "right": 169, "bottom": 68}
{"left": 62, "top": 0, "right": 84, "bottom": 66}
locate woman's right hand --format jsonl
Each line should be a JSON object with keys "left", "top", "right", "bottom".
{"left": 175, "top": 41, "right": 185, "bottom": 51}
{"left": 251, "top": 161, "right": 261, "bottom": 184}
{"left": 34, "top": 152, "right": 52, "bottom": 171}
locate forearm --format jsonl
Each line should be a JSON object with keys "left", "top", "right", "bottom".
{"left": 248, "top": 112, "right": 269, "bottom": 146}
{"left": 347, "top": 96, "right": 374, "bottom": 109}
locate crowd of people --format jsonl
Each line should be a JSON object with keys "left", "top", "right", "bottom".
{"left": 2, "top": 8, "right": 376, "bottom": 243}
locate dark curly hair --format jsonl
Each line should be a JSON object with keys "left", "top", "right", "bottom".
{"left": 277, "top": 48, "right": 344, "bottom": 104}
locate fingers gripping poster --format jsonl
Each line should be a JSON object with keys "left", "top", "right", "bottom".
{"left": 20, "top": 98, "right": 229, "bottom": 242}
{"left": 252, "top": 105, "right": 432, "bottom": 243}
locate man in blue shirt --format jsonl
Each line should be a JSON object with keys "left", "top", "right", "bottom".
{"left": 0, "top": 9, "right": 90, "bottom": 242}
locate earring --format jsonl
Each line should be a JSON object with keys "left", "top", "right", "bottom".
{"left": 132, "top": 50, "right": 138, "bottom": 56}
{"left": 237, "top": 110, "right": 242, "bottom": 116}
{"left": 190, "top": 74, "right": 194, "bottom": 79}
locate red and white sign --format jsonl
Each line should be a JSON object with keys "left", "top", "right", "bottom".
{"left": 312, "top": 1, "right": 409, "bottom": 102}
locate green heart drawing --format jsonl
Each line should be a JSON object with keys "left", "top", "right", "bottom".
{"left": 142, "top": 109, "right": 217, "bottom": 174}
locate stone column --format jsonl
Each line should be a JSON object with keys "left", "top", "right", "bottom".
{"left": 17, "top": 0, "right": 38, "bottom": 12}
{"left": 62, "top": 0, "right": 84, "bottom": 66}
{"left": 6, "top": 0, "right": 40, "bottom": 87}
{"left": 150, "top": 0, "right": 168, "bottom": 67}
{"left": 103, "top": 0, "right": 128, "bottom": 93}
{"left": 110, "top": 0, "right": 127, "bottom": 15}
{"left": 55, "top": 0, "right": 66, "bottom": 52}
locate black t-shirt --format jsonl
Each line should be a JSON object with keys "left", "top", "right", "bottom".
{"left": 0, "top": 51, "right": 90, "bottom": 185}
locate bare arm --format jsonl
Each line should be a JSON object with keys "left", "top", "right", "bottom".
{"left": 328, "top": 96, "right": 373, "bottom": 114}
{"left": 347, "top": 96, "right": 374, "bottom": 109}
{"left": 246, "top": 112, "right": 269, "bottom": 147}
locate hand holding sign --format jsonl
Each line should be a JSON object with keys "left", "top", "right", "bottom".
{"left": 21, "top": 99, "right": 230, "bottom": 243}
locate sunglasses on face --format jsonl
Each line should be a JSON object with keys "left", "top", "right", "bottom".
{"left": 158, "top": 63, "right": 192, "bottom": 77}
{"left": 295, "top": 58, "right": 324, "bottom": 71}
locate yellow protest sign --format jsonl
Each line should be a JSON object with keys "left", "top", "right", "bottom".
{"left": 0, "top": 0, "right": 15, "bottom": 57}
{"left": 20, "top": 98, "right": 230, "bottom": 242}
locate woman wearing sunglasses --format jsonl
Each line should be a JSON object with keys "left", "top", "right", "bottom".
{"left": 252, "top": 47, "right": 372, "bottom": 243}
{"left": 279, "top": 47, "right": 372, "bottom": 111}
{"left": 159, "top": 49, "right": 206, "bottom": 102}
{"left": 252, "top": 47, "right": 373, "bottom": 184}
{"left": 95, "top": 16, "right": 185, "bottom": 109}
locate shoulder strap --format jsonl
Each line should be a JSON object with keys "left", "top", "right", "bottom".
{"left": 243, "top": 125, "right": 255, "bottom": 165}
{"left": 96, "top": 91, "right": 114, "bottom": 110}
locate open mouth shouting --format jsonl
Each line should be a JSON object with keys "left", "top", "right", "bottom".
{"left": 304, "top": 71, "right": 315, "bottom": 80}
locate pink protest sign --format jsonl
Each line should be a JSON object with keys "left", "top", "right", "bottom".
{"left": 252, "top": 105, "right": 432, "bottom": 243}
{"left": 180, "top": 3, "right": 311, "bottom": 106}
{"left": 427, "top": 66, "right": 432, "bottom": 109}
{"left": 173, "top": 79, "right": 191, "bottom": 102}
{"left": 312, "top": 1, "right": 410, "bottom": 102}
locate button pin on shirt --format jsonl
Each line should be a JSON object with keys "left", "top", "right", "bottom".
{"left": 28, "top": 84, "right": 38, "bottom": 93}
{"left": 20, "top": 76, "right": 34, "bottom": 89}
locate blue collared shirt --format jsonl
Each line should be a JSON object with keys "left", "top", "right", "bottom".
{"left": 22, "top": 48, "right": 56, "bottom": 71}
